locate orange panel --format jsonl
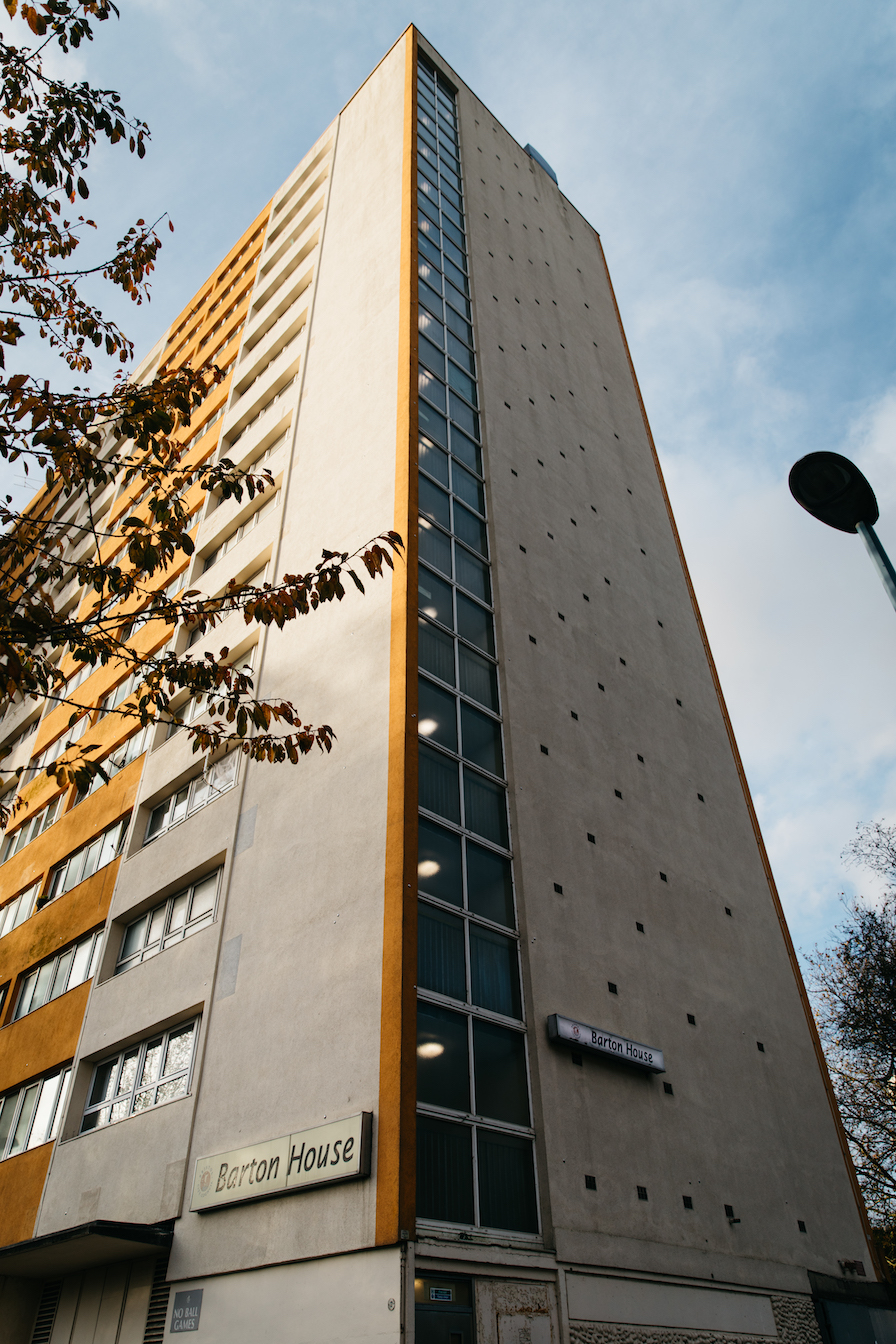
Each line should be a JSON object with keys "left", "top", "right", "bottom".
{"left": 0, "top": 979, "right": 89, "bottom": 1095}
{"left": 0, "top": 1142, "right": 53, "bottom": 1247}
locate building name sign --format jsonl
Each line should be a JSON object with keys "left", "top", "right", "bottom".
{"left": 189, "top": 1112, "right": 372, "bottom": 1212}
{"left": 548, "top": 1014, "right": 665, "bottom": 1073}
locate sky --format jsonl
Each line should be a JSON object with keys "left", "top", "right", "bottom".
{"left": 5, "top": 0, "right": 896, "bottom": 959}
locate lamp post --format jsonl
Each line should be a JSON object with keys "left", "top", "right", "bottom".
{"left": 788, "top": 451, "right": 896, "bottom": 614}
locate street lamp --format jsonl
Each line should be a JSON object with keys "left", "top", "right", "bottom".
{"left": 788, "top": 451, "right": 896, "bottom": 614}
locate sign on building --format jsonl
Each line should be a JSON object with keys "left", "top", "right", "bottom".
{"left": 548, "top": 1014, "right": 665, "bottom": 1073}
{"left": 189, "top": 1112, "right": 372, "bottom": 1212}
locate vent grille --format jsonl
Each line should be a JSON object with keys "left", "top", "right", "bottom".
{"left": 30, "top": 1280, "right": 62, "bottom": 1344}
{"left": 142, "top": 1252, "right": 172, "bottom": 1344}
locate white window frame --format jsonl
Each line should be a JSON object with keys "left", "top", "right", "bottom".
{"left": 0, "top": 880, "right": 40, "bottom": 939}
{"left": 116, "top": 869, "right": 222, "bottom": 974}
{"left": 80, "top": 1018, "right": 200, "bottom": 1133}
{"left": 13, "top": 930, "right": 102, "bottom": 1021}
{"left": 45, "top": 815, "right": 130, "bottom": 904}
{"left": 0, "top": 794, "right": 63, "bottom": 864}
{"left": 0, "top": 1069, "right": 71, "bottom": 1161}
{"left": 144, "top": 753, "right": 239, "bottom": 845}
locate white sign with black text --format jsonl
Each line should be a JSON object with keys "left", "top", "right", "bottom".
{"left": 548, "top": 1014, "right": 665, "bottom": 1073}
{"left": 189, "top": 1112, "right": 372, "bottom": 1212}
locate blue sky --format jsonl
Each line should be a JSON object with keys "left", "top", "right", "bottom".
{"left": 7, "top": 0, "right": 896, "bottom": 957}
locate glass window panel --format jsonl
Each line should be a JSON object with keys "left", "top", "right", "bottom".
{"left": 164, "top": 1024, "right": 195, "bottom": 1077}
{"left": 49, "top": 948, "right": 74, "bottom": 1001}
{"left": 417, "top": 86, "right": 436, "bottom": 114}
{"left": 70, "top": 936, "right": 94, "bottom": 986}
{"left": 443, "top": 257, "right": 468, "bottom": 296}
{"left": 442, "top": 216, "right": 465, "bottom": 251}
{"left": 442, "top": 235, "right": 466, "bottom": 272}
{"left": 156, "top": 1076, "right": 188, "bottom": 1104}
{"left": 439, "top": 153, "right": 461, "bottom": 186}
{"left": 418, "top": 277, "right": 443, "bottom": 321}
{"left": 449, "top": 391, "right": 478, "bottom": 439}
{"left": 80, "top": 836, "right": 103, "bottom": 882}
{"left": 419, "top": 743, "right": 461, "bottom": 825}
{"left": 460, "top": 704, "right": 503, "bottom": 778}
{"left": 0, "top": 1093, "right": 15, "bottom": 1155}
{"left": 189, "top": 875, "right": 217, "bottom": 921}
{"left": 418, "top": 232, "right": 442, "bottom": 270}
{"left": 418, "top": 565, "right": 453, "bottom": 628}
{"left": 452, "top": 461, "right": 484, "bottom": 515}
{"left": 455, "top": 547, "right": 491, "bottom": 604}
{"left": 418, "top": 333, "right": 445, "bottom": 378}
{"left": 446, "top": 305, "right": 473, "bottom": 348}
{"left": 419, "top": 676, "right": 458, "bottom": 753}
{"left": 418, "top": 256, "right": 441, "bottom": 290}
{"left": 418, "top": 141, "right": 439, "bottom": 173}
{"left": 419, "top": 475, "right": 451, "bottom": 530}
{"left": 419, "top": 435, "right": 449, "bottom": 486}
{"left": 147, "top": 906, "right": 167, "bottom": 947}
{"left": 477, "top": 1130, "right": 538, "bottom": 1233}
{"left": 117, "top": 1048, "right": 139, "bottom": 1097}
{"left": 447, "top": 330, "right": 474, "bottom": 374}
{"left": 419, "top": 367, "right": 446, "bottom": 414}
{"left": 417, "top": 190, "right": 440, "bottom": 227}
{"left": 30, "top": 961, "right": 55, "bottom": 1014}
{"left": 447, "top": 362, "right": 477, "bottom": 407}
{"left": 418, "top": 307, "right": 444, "bottom": 346}
{"left": 168, "top": 892, "right": 189, "bottom": 934}
{"left": 120, "top": 915, "right": 148, "bottom": 964}
{"left": 417, "top": 124, "right": 438, "bottom": 156}
{"left": 146, "top": 801, "right": 169, "bottom": 839}
{"left": 438, "top": 115, "right": 457, "bottom": 145}
{"left": 132, "top": 1088, "right": 154, "bottom": 1113}
{"left": 140, "top": 1039, "right": 163, "bottom": 1087}
{"left": 8, "top": 1084, "right": 39, "bottom": 1155}
{"left": 49, "top": 1070, "right": 70, "bottom": 1140}
{"left": 170, "top": 786, "right": 190, "bottom": 824}
{"left": 417, "top": 155, "right": 439, "bottom": 191}
{"left": 98, "top": 821, "right": 124, "bottom": 868}
{"left": 456, "top": 593, "right": 494, "bottom": 655}
{"left": 418, "top": 617, "right": 456, "bottom": 687}
{"left": 419, "top": 517, "right": 452, "bottom": 578}
{"left": 473, "top": 1022, "right": 530, "bottom": 1125}
{"left": 445, "top": 279, "right": 469, "bottom": 318}
{"left": 453, "top": 504, "right": 488, "bottom": 558}
{"left": 89, "top": 1060, "right": 117, "bottom": 1107}
{"left": 471, "top": 927, "right": 521, "bottom": 1018}
{"left": 419, "top": 399, "right": 448, "bottom": 448}
{"left": 418, "top": 902, "right": 466, "bottom": 1000}
{"left": 463, "top": 769, "right": 508, "bottom": 847}
{"left": 15, "top": 970, "right": 37, "bottom": 1019}
{"left": 418, "top": 818, "right": 463, "bottom": 906}
{"left": 458, "top": 645, "right": 498, "bottom": 711}
{"left": 417, "top": 1002, "right": 469, "bottom": 1111}
{"left": 416, "top": 1114, "right": 474, "bottom": 1225}
{"left": 63, "top": 848, "right": 86, "bottom": 893}
{"left": 450, "top": 426, "right": 481, "bottom": 475}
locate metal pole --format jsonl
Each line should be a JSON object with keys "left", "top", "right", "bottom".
{"left": 856, "top": 520, "right": 896, "bottom": 614}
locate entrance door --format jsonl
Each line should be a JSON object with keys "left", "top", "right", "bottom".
{"left": 415, "top": 1275, "right": 475, "bottom": 1344}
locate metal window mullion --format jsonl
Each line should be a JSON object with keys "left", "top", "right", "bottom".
{"left": 2, "top": 1088, "right": 25, "bottom": 1159}
{"left": 470, "top": 1121, "right": 481, "bottom": 1229}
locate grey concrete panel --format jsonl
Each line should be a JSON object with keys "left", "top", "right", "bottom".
{"left": 215, "top": 936, "right": 241, "bottom": 999}
{"left": 566, "top": 1275, "right": 776, "bottom": 1334}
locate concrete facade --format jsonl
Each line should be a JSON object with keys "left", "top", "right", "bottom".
{"left": 0, "top": 25, "right": 884, "bottom": 1344}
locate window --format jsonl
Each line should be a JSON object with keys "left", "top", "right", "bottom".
{"left": 0, "top": 881, "right": 40, "bottom": 939}
{"left": 415, "top": 56, "right": 536, "bottom": 1240}
{"left": 0, "top": 1069, "right": 71, "bottom": 1161}
{"left": 13, "top": 930, "right": 101, "bottom": 1020}
{"left": 75, "top": 723, "right": 152, "bottom": 801}
{"left": 81, "top": 1019, "right": 199, "bottom": 1132}
{"left": 0, "top": 794, "right": 63, "bottom": 864}
{"left": 99, "top": 669, "right": 141, "bottom": 719}
{"left": 166, "top": 649, "right": 256, "bottom": 738}
{"left": 116, "top": 870, "right": 221, "bottom": 974}
{"left": 203, "top": 490, "right": 280, "bottom": 572}
{"left": 144, "top": 753, "right": 239, "bottom": 844}
{"left": 45, "top": 816, "right": 129, "bottom": 905}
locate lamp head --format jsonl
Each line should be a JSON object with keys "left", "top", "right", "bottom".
{"left": 788, "top": 452, "right": 879, "bottom": 534}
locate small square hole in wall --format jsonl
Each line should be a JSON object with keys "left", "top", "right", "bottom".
{"left": 598, "top": 683, "right": 605, "bottom": 692}
{"left": 591, "top": 505, "right": 597, "bottom": 513}
{"left": 587, "top": 833, "right": 596, "bottom": 844}
{"left": 657, "top": 620, "right": 663, "bottom": 627}
{"left": 558, "top": 612, "right": 565, "bottom": 621}
{"left": 725, "top": 907, "right": 732, "bottom": 916}
{"left": 683, "top": 1196, "right": 693, "bottom": 1209}
{"left": 572, "top": 1052, "right": 583, "bottom": 1067}
{"left": 636, "top": 922, "right": 645, "bottom": 933}
{"left": 554, "top": 882, "right": 564, "bottom": 894}
{"left": 725, "top": 1204, "right": 735, "bottom": 1219}
{"left": 637, "top": 1186, "right": 648, "bottom": 1201}
{"left": 541, "top": 745, "right": 549, "bottom": 755}
{"left": 757, "top": 1042, "right": 765, "bottom": 1052}
{"left": 537, "top": 458, "right": 544, "bottom": 466}
{"left": 619, "top": 656, "right": 626, "bottom": 664}
{"left": 615, "top": 790, "right": 623, "bottom": 799}
{"left": 520, "top": 545, "right": 527, "bottom": 552}
{"left": 585, "top": 1174, "right": 596, "bottom": 1189}
{"left": 697, "top": 793, "right": 704, "bottom": 802}
{"left": 660, "top": 872, "right": 668, "bottom": 882}
{"left": 606, "top": 578, "right": 612, "bottom": 586}
{"left": 676, "top": 699, "right": 682, "bottom": 706}
{"left": 663, "top": 1082, "right": 674, "bottom": 1095}
{"left": 529, "top": 635, "right": 537, "bottom": 644}
{"left": 798, "top": 1220, "right": 807, "bottom": 1233}
{"left": 687, "top": 1014, "right": 696, "bottom": 1025}
{"left": 511, "top": 468, "right": 518, "bottom": 476}
{"left": 640, "top": 548, "right": 646, "bottom": 555}
{"left": 583, "top": 593, "right": 590, "bottom": 601}
{"left": 637, "top": 754, "right": 644, "bottom": 763}
{"left": 571, "top": 711, "right": 578, "bottom": 720}
{"left": 547, "top": 532, "right": 554, "bottom": 540}
{"left": 608, "top": 982, "right": 618, "bottom": 995}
